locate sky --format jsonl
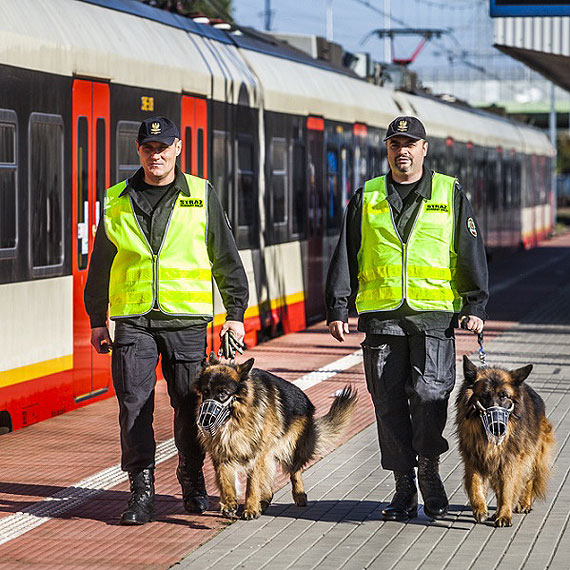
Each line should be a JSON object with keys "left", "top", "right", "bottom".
{"left": 232, "top": 0, "right": 501, "bottom": 75}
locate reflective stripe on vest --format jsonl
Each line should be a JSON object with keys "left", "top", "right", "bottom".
{"left": 356, "top": 172, "right": 461, "bottom": 313}
{"left": 104, "top": 173, "right": 213, "bottom": 318}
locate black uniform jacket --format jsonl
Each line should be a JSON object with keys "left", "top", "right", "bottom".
{"left": 325, "top": 167, "right": 489, "bottom": 335}
{"left": 84, "top": 167, "right": 249, "bottom": 330}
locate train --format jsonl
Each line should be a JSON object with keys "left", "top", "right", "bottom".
{"left": 0, "top": 0, "right": 554, "bottom": 434}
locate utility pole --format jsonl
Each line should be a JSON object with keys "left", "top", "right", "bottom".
{"left": 264, "top": 0, "right": 272, "bottom": 31}
{"left": 326, "top": 0, "right": 333, "bottom": 42}
{"left": 384, "top": 0, "right": 391, "bottom": 63}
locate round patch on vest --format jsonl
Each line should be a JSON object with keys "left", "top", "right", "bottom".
{"left": 467, "top": 217, "right": 477, "bottom": 237}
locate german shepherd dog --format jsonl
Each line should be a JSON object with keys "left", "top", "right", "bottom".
{"left": 456, "top": 356, "right": 554, "bottom": 527}
{"left": 194, "top": 353, "right": 357, "bottom": 520}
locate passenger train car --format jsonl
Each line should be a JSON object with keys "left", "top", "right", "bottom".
{"left": 0, "top": 0, "right": 554, "bottom": 433}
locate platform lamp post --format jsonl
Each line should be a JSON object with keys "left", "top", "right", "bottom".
{"left": 550, "top": 81, "right": 558, "bottom": 230}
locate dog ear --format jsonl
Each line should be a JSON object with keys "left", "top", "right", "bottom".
{"left": 510, "top": 364, "right": 533, "bottom": 385}
{"left": 236, "top": 358, "right": 254, "bottom": 379}
{"left": 463, "top": 355, "right": 478, "bottom": 386}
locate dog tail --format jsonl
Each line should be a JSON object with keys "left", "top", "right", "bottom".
{"left": 533, "top": 416, "right": 555, "bottom": 500}
{"left": 315, "top": 385, "right": 358, "bottom": 454}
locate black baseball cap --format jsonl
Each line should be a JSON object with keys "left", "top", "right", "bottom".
{"left": 383, "top": 116, "right": 427, "bottom": 142}
{"left": 137, "top": 116, "right": 180, "bottom": 145}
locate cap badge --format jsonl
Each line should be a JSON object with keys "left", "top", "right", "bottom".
{"left": 397, "top": 120, "right": 408, "bottom": 132}
{"left": 150, "top": 122, "right": 161, "bottom": 135}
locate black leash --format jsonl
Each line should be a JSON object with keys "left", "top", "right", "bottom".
{"left": 477, "top": 332, "right": 487, "bottom": 366}
{"left": 461, "top": 317, "right": 487, "bottom": 366}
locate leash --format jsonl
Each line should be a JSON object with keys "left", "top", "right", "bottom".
{"left": 460, "top": 317, "right": 487, "bottom": 366}
{"left": 217, "top": 330, "right": 245, "bottom": 363}
{"left": 477, "top": 332, "right": 487, "bottom": 366}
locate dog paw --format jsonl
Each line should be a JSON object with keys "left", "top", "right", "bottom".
{"left": 514, "top": 503, "right": 532, "bottom": 514}
{"left": 260, "top": 497, "right": 273, "bottom": 513}
{"left": 220, "top": 502, "right": 239, "bottom": 519}
{"left": 494, "top": 515, "right": 512, "bottom": 527}
{"left": 242, "top": 508, "right": 261, "bottom": 520}
{"left": 293, "top": 492, "right": 307, "bottom": 507}
{"left": 473, "top": 510, "right": 488, "bottom": 523}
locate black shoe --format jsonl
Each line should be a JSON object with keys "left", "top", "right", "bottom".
{"left": 382, "top": 470, "right": 418, "bottom": 521}
{"left": 120, "top": 468, "right": 156, "bottom": 525}
{"left": 418, "top": 456, "right": 448, "bottom": 519}
{"left": 177, "top": 455, "right": 209, "bottom": 514}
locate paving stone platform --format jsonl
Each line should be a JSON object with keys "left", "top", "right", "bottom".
{"left": 175, "top": 236, "right": 570, "bottom": 570}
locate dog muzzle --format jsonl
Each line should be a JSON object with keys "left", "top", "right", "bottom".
{"left": 476, "top": 401, "right": 514, "bottom": 445}
{"left": 198, "top": 397, "right": 234, "bottom": 437}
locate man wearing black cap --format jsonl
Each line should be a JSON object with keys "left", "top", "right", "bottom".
{"left": 325, "top": 116, "right": 488, "bottom": 521}
{"left": 85, "top": 116, "right": 249, "bottom": 525}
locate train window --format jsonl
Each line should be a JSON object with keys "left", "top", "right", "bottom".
{"left": 116, "top": 121, "right": 140, "bottom": 182}
{"left": 197, "top": 128, "right": 204, "bottom": 179}
{"left": 369, "top": 148, "right": 380, "bottom": 179}
{"left": 184, "top": 126, "right": 192, "bottom": 174}
{"left": 0, "top": 113, "right": 17, "bottom": 255}
{"left": 237, "top": 138, "right": 255, "bottom": 229}
{"left": 77, "top": 117, "right": 89, "bottom": 270}
{"left": 354, "top": 145, "right": 367, "bottom": 189}
{"left": 96, "top": 118, "right": 106, "bottom": 226}
{"left": 271, "top": 138, "right": 287, "bottom": 225}
{"left": 341, "top": 147, "right": 354, "bottom": 204}
{"left": 29, "top": 113, "right": 64, "bottom": 276}
{"left": 292, "top": 141, "right": 306, "bottom": 238}
{"left": 326, "top": 148, "right": 341, "bottom": 233}
{"left": 212, "top": 130, "right": 231, "bottom": 215}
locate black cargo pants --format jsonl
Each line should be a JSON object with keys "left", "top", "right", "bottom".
{"left": 361, "top": 330, "right": 456, "bottom": 472}
{"left": 111, "top": 320, "right": 207, "bottom": 472}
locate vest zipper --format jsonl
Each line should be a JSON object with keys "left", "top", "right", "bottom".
{"left": 390, "top": 196, "right": 424, "bottom": 307}
{"left": 388, "top": 205, "right": 406, "bottom": 309}
{"left": 130, "top": 195, "right": 158, "bottom": 312}
{"left": 404, "top": 198, "right": 425, "bottom": 305}
{"left": 154, "top": 199, "right": 178, "bottom": 312}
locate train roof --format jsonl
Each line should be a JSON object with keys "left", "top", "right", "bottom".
{"left": 0, "top": 0, "right": 256, "bottom": 104}
{"left": 0, "top": 0, "right": 554, "bottom": 156}
{"left": 404, "top": 92, "right": 553, "bottom": 155}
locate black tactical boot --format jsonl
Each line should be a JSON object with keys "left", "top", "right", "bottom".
{"left": 177, "top": 454, "right": 209, "bottom": 514}
{"left": 418, "top": 456, "right": 448, "bottom": 519}
{"left": 381, "top": 470, "right": 418, "bottom": 521}
{"left": 120, "top": 468, "right": 156, "bottom": 525}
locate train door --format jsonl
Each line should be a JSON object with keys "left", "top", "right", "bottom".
{"left": 306, "top": 116, "right": 325, "bottom": 324}
{"left": 180, "top": 95, "right": 208, "bottom": 177}
{"left": 72, "top": 79, "right": 111, "bottom": 402}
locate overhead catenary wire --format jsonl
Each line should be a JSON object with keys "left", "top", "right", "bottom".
{"left": 350, "top": 0, "right": 501, "bottom": 79}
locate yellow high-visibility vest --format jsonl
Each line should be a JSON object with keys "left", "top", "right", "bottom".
{"left": 356, "top": 172, "right": 461, "bottom": 314}
{"left": 104, "top": 173, "right": 213, "bottom": 318}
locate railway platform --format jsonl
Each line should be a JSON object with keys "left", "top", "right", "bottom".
{"left": 2, "top": 232, "right": 570, "bottom": 569}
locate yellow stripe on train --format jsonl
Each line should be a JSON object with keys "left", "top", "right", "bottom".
{"left": 211, "top": 291, "right": 305, "bottom": 327}
{"left": 0, "top": 355, "right": 74, "bottom": 388}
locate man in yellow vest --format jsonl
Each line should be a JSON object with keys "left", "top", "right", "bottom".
{"left": 326, "top": 116, "right": 488, "bottom": 521}
{"left": 84, "top": 116, "right": 249, "bottom": 525}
